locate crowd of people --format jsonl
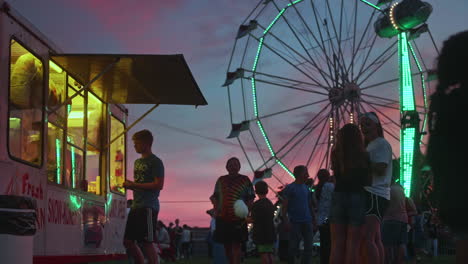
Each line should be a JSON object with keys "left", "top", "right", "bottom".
{"left": 156, "top": 219, "right": 195, "bottom": 261}
{"left": 207, "top": 111, "right": 396, "bottom": 264}
{"left": 207, "top": 111, "right": 458, "bottom": 264}
{"left": 120, "top": 30, "right": 468, "bottom": 264}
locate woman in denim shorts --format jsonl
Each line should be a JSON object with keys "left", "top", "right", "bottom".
{"left": 329, "top": 124, "right": 371, "bottom": 264}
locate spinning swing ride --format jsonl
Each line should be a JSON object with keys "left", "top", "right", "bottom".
{"left": 224, "top": 0, "right": 438, "bottom": 197}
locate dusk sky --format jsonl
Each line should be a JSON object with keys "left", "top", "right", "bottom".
{"left": 10, "top": 0, "right": 467, "bottom": 227}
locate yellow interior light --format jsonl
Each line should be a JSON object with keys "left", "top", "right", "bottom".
{"left": 96, "top": 176, "right": 101, "bottom": 195}
{"left": 49, "top": 60, "right": 63, "bottom": 73}
{"left": 68, "top": 111, "right": 92, "bottom": 119}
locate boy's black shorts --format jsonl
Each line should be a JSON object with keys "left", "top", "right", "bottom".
{"left": 124, "top": 207, "right": 159, "bottom": 243}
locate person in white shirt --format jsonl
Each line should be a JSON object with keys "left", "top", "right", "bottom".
{"left": 180, "top": 225, "right": 192, "bottom": 259}
{"left": 359, "top": 112, "right": 392, "bottom": 264}
{"left": 156, "top": 221, "right": 171, "bottom": 249}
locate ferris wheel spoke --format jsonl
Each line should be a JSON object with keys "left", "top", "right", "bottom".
{"left": 340, "top": 102, "right": 352, "bottom": 123}
{"left": 249, "top": 128, "right": 272, "bottom": 170}
{"left": 280, "top": 124, "right": 314, "bottom": 173}
{"left": 334, "top": 0, "right": 353, "bottom": 82}
{"left": 361, "top": 99, "right": 399, "bottom": 111}
{"left": 249, "top": 34, "right": 327, "bottom": 87}
{"left": 341, "top": 30, "right": 358, "bottom": 81}
{"left": 254, "top": 114, "right": 330, "bottom": 176}
{"left": 269, "top": 1, "right": 334, "bottom": 87}
{"left": 226, "top": 40, "right": 239, "bottom": 77}
{"left": 240, "top": 0, "right": 266, "bottom": 25}
{"left": 306, "top": 116, "right": 329, "bottom": 167}
{"left": 341, "top": 101, "right": 352, "bottom": 125}
{"left": 350, "top": 8, "right": 377, "bottom": 80}
{"left": 361, "top": 77, "right": 400, "bottom": 90}
{"left": 324, "top": 0, "right": 347, "bottom": 78}
{"left": 287, "top": 1, "right": 334, "bottom": 70}
{"left": 338, "top": 0, "right": 345, "bottom": 53}
{"left": 357, "top": 48, "right": 398, "bottom": 86}
{"left": 276, "top": 103, "right": 331, "bottom": 156}
{"left": 310, "top": 0, "right": 336, "bottom": 81}
{"left": 325, "top": 110, "right": 335, "bottom": 169}
{"left": 338, "top": 104, "right": 350, "bottom": 127}
{"left": 365, "top": 100, "right": 425, "bottom": 116}
{"left": 278, "top": 113, "right": 331, "bottom": 161}
{"left": 350, "top": 0, "right": 359, "bottom": 80}
{"left": 237, "top": 137, "right": 255, "bottom": 172}
{"left": 256, "top": 23, "right": 333, "bottom": 86}
{"left": 244, "top": 69, "right": 329, "bottom": 90}
{"left": 246, "top": 77, "right": 329, "bottom": 96}
{"left": 362, "top": 93, "right": 426, "bottom": 110}
{"left": 361, "top": 93, "right": 399, "bottom": 105}
{"left": 351, "top": 33, "right": 378, "bottom": 80}
{"left": 227, "top": 86, "right": 234, "bottom": 124}
{"left": 383, "top": 126, "right": 400, "bottom": 142}
{"left": 252, "top": 99, "right": 329, "bottom": 122}
{"left": 240, "top": 35, "right": 252, "bottom": 66}
{"left": 257, "top": 111, "right": 331, "bottom": 173}
{"left": 322, "top": 21, "right": 340, "bottom": 77}
{"left": 355, "top": 39, "right": 398, "bottom": 83}
{"left": 361, "top": 70, "right": 428, "bottom": 90}
{"left": 240, "top": 79, "right": 247, "bottom": 120}
{"left": 320, "top": 141, "right": 331, "bottom": 170}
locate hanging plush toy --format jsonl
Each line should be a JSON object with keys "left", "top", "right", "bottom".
{"left": 10, "top": 53, "right": 43, "bottom": 108}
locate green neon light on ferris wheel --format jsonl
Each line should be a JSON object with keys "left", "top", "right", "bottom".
{"left": 399, "top": 32, "right": 416, "bottom": 197}
{"left": 359, "top": 0, "right": 382, "bottom": 11}
{"left": 401, "top": 127, "right": 416, "bottom": 196}
{"left": 69, "top": 194, "right": 82, "bottom": 211}
{"left": 264, "top": 10, "right": 285, "bottom": 34}
{"left": 257, "top": 120, "right": 275, "bottom": 156}
{"left": 56, "top": 138, "right": 61, "bottom": 184}
{"left": 399, "top": 33, "right": 416, "bottom": 111}
{"left": 251, "top": 0, "right": 303, "bottom": 179}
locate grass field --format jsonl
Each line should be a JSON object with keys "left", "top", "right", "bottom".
{"left": 95, "top": 254, "right": 456, "bottom": 263}
{"left": 170, "top": 255, "right": 456, "bottom": 264}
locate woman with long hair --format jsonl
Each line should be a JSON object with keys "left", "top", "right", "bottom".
{"left": 329, "top": 124, "right": 370, "bottom": 264}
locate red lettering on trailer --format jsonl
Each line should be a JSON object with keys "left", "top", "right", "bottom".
{"left": 36, "top": 207, "right": 45, "bottom": 230}
{"left": 47, "top": 198, "right": 77, "bottom": 225}
{"left": 21, "top": 173, "right": 44, "bottom": 200}
{"left": 16, "top": 173, "right": 46, "bottom": 230}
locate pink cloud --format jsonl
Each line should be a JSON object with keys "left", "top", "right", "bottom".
{"left": 72, "top": 0, "right": 187, "bottom": 52}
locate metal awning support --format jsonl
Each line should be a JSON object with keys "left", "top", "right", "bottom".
{"left": 47, "top": 58, "right": 120, "bottom": 115}
{"left": 104, "top": 104, "right": 160, "bottom": 150}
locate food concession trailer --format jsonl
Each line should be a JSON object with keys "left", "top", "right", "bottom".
{"left": 0, "top": 2, "right": 207, "bottom": 263}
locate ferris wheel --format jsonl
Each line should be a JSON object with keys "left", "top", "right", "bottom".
{"left": 224, "top": 0, "right": 438, "bottom": 196}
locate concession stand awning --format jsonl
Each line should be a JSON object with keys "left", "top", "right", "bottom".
{"left": 50, "top": 53, "right": 207, "bottom": 106}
